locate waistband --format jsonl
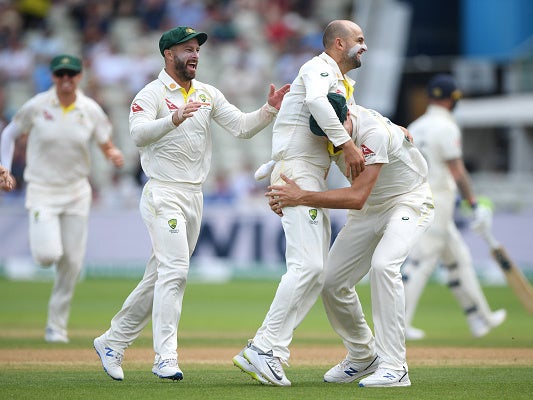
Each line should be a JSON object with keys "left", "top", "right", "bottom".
{"left": 147, "top": 178, "right": 202, "bottom": 192}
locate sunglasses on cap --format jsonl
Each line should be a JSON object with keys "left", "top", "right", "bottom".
{"left": 53, "top": 70, "right": 79, "bottom": 78}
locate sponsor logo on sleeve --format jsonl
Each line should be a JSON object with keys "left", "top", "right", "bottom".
{"left": 361, "top": 144, "right": 375, "bottom": 159}
{"left": 131, "top": 102, "right": 143, "bottom": 112}
{"left": 43, "top": 110, "right": 54, "bottom": 120}
{"left": 165, "top": 98, "right": 179, "bottom": 111}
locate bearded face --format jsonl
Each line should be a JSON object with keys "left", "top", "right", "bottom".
{"left": 347, "top": 42, "right": 367, "bottom": 70}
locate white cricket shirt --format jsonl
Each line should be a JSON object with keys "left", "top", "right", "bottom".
{"left": 11, "top": 87, "right": 112, "bottom": 186}
{"left": 271, "top": 52, "right": 354, "bottom": 168}
{"left": 407, "top": 104, "right": 462, "bottom": 193}
{"left": 337, "top": 106, "right": 429, "bottom": 206}
{"left": 129, "top": 69, "right": 277, "bottom": 185}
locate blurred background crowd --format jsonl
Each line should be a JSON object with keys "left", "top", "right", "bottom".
{"left": 1, "top": 0, "right": 533, "bottom": 211}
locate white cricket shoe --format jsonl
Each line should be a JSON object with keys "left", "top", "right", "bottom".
{"left": 152, "top": 356, "right": 183, "bottom": 380}
{"left": 93, "top": 336, "right": 124, "bottom": 381}
{"left": 405, "top": 325, "right": 426, "bottom": 341}
{"left": 243, "top": 344, "right": 291, "bottom": 387}
{"left": 359, "top": 367, "right": 411, "bottom": 387}
{"left": 324, "top": 355, "right": 380, "bottom": 383}
{"left": 233, "top": 343, "right": 269, "bottom": 384}
{"left": 45, "top": 327, "right": 69, "bottom": 343}
{"left": 487, "top": 309, "right": 507, "bottom": 328}
{"left": 468, "top": 313, "right": 491, "bottom": 338}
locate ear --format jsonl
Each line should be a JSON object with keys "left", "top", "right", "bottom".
{"left": 335, "top": 37, "right": 346, "bottom": 50}
{"left": 164, "top": 48, "right": 173, "bottom": 60}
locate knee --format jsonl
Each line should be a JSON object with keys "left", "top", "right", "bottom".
{"left": 322, "top": 281, "right": 355, "bottom": 307}
{"left": 307, "top": 260, "right": 324, "bottom": 280}
{"left": 371, "top": 255, "right": 398, "bottom": 278}
{"left": 371, "top": 255, "right": 387, "bottom": 275}
{"left": 33, "top": 249, "right": 61, "bottom": 267}
{"left": 157, "top": 264, "right": 189, "bottom": 285}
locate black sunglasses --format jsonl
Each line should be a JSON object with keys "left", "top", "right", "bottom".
{"left": 53, "top": 70, "right": 79, "bottom": 78}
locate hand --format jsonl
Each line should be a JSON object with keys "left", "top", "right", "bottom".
{"left": 340, "top": 140, "right": 365, "bottom": 179}
{"left": 399, "top": 125, "right": 413, "bottom": 143}
{"left": 265, "top": 174, "right": 304, "bottom": 215}
{"left": 267, "top": 83, "right": 291, "bottom": 110}
{"left": 268, "top": 195, "right": 284, "bottom": 217}
{"left": 0, "top": 166, "right": 16, "bottom": 191}
{"left": 107, "top": 148, "right": 124, "bottom": 168}
{"left": 172, "top": 101, "right": 203, "bottom": 126}
{"left": 471, "top": 204, "right": 493, "bottom": 237}
{"left": 343, "top": 110, "right": 353, "bottom": 134}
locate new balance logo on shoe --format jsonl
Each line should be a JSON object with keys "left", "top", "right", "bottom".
{"left": 344, "top": 367, "right": 362, "bottom": 376}
{"left": 382, "top": 371, "right": 396, "bottom": 380}
{"left": 324, "top": 356, "right": 380, "bottom": 384}
{"left": 93, "top": 337, "right": 124, "bottom": 381}
{"left": 358, "top": 367, "right": 411, "bottom": 387}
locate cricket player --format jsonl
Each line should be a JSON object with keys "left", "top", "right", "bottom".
{"left": 93, "top": 26, "right": 290, "bottom": 381}
{"left": 0, "top": 54, "right": 124, "bottom": 343}
{"left": 233, "top": 19, "right": 366, "bottom": 387}
{"left": 266, "top": 104, "right": 434, "bottom": 388}
{"left": 402, "top": 74, "right": 506, "bottom": 340}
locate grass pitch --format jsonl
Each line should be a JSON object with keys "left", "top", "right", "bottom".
{"left": 1, "top": 277, "right": 532, "bottom": 399}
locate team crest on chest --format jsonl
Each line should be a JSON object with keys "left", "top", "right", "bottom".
{"left": 197, "top": 93, "right": 212, "bottom": 107}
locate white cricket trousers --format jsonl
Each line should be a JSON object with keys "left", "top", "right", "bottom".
{"left": 322, "top": 184, "right": 434, "bottom": 371}
{"left": 403, "top": 189, "right": 493, "bottom": 326}
{"left": 102, "top": 179, "right": 202, "bottom": 360}
{"left": 252, "top": 160, "right": 330, "bottom": 361}
{"left": 26, "top": 180, "right": 91, "bottom": 335}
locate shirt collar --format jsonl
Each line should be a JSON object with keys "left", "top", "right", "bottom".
{"left": 318, "top": 52, "right": 356, "bottom": 87}
{"left": 158, "top": 68, "right": 195, "bottom": 91}
{"left": 49, "top": 86, "right": 81, "bottom": 107}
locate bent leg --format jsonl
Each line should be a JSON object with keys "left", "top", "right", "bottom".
{"left": 253, "top": 204, "right": 330, "bottom": 361}
{"left": 28, "top": 209, "right": 62, "bottom": 267}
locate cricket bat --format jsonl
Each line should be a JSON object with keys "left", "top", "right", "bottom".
{"left": 483, "top": 232, "right": 533, "bottom": 314}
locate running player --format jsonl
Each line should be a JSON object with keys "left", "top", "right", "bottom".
{"left": 93, "top": 26, "right": 290, "bottom": 381}
{"left": 402, "top": 74, "right": 506, "bottom": 340}
{"left": 0, "top": 54, "right": 124, "bottom": 343}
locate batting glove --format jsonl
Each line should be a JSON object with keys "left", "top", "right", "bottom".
{"left": 471, "top": 203, "right": 493, "bottom": 237}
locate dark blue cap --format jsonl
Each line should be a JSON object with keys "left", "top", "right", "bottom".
{"left": 427, "top": 74, "right": 462, "bottom": 100}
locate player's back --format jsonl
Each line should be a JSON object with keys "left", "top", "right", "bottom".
{"left": 355, "top": 106, "right": 428, "bottom": 205}
{"left": 407, "top": 105, "right": 460, "bottom": 193}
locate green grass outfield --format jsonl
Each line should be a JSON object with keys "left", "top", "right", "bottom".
{"left": 1, "top": 278, "right": 532, "bottom": 399}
